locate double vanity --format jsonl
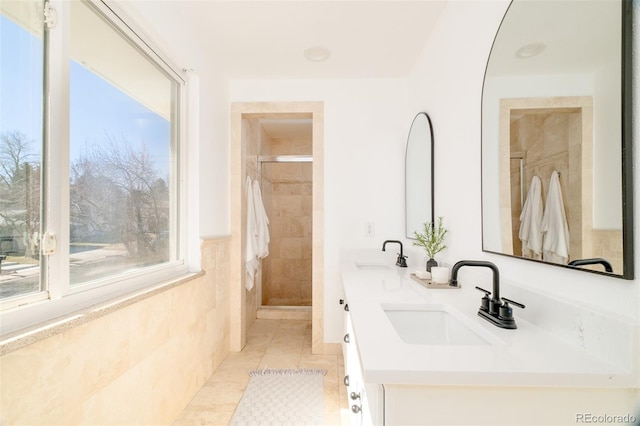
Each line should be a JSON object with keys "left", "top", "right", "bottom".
{"left": 340, "top": 251, "right": 638, "bottom": 425}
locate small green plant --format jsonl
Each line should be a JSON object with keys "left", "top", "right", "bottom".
{"left": 413, "top": 216, "right": 447, "bottom": 259}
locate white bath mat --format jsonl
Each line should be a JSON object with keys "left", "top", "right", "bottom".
{"left": 230, "top": 368, "right": 326, "bottom": 426}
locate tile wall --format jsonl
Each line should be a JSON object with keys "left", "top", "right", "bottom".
{"left": 261, "top": 161, "right": 313, "bottom": 306}
{"left": 0, "top": 237, "right": 231, "bottom": 425}
{"left": 510, "top": 110, "right": 581, "bottom": 258}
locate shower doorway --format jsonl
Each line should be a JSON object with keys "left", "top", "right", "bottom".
{"left": 229, "top": 101, "right": 326, "bottom": 354}
{"left": 258, "top": 156, "right": 313, "bottom": 308}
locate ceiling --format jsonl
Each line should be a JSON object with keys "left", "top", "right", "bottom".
{"left": 259, "top": 118, "right": 313, "bottom": 139}
{"left": 122, "top": 0, "right": 448, "bottom": 80}
{"left": 111, "top": 0, "right": 620, "bottom": 137}
{"left": 118, "top": 1, "right": 449, "bottom": 138}
{"left": 119, "top": 0, "right": 620, "bottom": 81}
{"left": 486, "top": 0, "right": 619, "bottom": 77}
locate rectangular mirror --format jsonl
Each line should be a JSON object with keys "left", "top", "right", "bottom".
{"left": 481, "top": 0, "right": 633, "bottom": 279}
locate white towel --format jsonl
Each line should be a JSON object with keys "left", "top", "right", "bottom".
{"left": 245, "top": 177, "right": 258, "bottom": 290}
{"left": 541, "top": 171, "right": 570, "bottom": 264}
{"left": 518, "top": 175, "right": 543, "bottom": 259}
{"left": 252, "top": 180, "right": 270, "bottom": 259}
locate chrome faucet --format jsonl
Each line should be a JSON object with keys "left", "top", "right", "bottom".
{"left": 449, "top": 260, "right": 525, "bottom": 329}
{"left": 382, "top": 240, "right": 407, "bottom": 267}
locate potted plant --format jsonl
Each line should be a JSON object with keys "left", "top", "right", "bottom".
{"left": 413, "top": 216, "right": 447, "bottom": 272}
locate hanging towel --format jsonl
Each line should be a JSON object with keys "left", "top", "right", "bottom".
{"left": 541, "top": 171, "right": 570, "bottom": 264}
{"left": 245, "top": 177, "right": 258, "bottom": 290}
{"left": 518, "top": 175, "right": 543, "bottom": 259}
{"left": 252, "top": 179, "right": 270, "bottom": 259}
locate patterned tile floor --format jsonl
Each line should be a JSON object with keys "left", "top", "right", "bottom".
{"left": 173, "top": 319, "right": 348, "bottom": 425}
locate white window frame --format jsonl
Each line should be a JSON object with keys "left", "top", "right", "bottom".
{"left": 0, "top": 0, "right": 195, "bottom": 335}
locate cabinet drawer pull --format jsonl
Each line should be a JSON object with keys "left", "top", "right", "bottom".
{"left": 350, "top": 391, "right": 361, "bottom": 400}
{"left": 351, "top": 405, "right": 362, "bottom": 414}
{"left": 343, "top": 375, "right": 350, "bottom": 386}
{"left": 344, "top": 303, "right": 349, "bottom": 311}
{"left": 343, "top": 333, "right": 350, "bottom": 344}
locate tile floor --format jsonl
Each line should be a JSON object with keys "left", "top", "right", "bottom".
{"left": 173, "top": 318, "right": 348, "bottom": 425}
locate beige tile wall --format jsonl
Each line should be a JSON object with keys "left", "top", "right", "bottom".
{"left": 243, "top": 118, "right": 266, "bottom": 329}
{"left": 0, "top": 237, "right": 231, "bottom": 425}
{"left": 509, "top": 110, "right": 581, "bottom": 258}
{"left": 588, "top": 230, "right": 623, "bottom": 273}
{"left": 261, "top": 161, "right": 313, "bottom": 306}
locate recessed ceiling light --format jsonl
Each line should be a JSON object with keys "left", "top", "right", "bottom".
{"left": 515, "top": 42, "right": 547, "bottom": 59}
{"left": 304, "top": 46, "right": 331, "bottom": 62}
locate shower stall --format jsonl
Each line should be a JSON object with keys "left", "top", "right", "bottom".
{"left": 257, "top": 155, "right": 313, "bottom": 308}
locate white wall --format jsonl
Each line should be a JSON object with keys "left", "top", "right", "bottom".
{"left": 593, "top": 61, "right": 624, "bottom": 228}
{"left": 197, "top": 74, "right": 230, "bottom": 237}
{"left": 231, "top": 80, "right": 409, "bottom": 341}
{"left": 405, "top": 0, "right": 639, "bottom": 324}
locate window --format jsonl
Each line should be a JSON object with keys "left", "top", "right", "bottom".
{"left": 0, "top": 0, "right": 188, "bottom": 325}
{"left": 0, "top": 0, "right": 44, "bottom": 300}
{"left": 68, "top": 0, "right": 177, "bottom": 287}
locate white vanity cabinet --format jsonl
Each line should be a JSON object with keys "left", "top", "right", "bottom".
{"left": 339, "top": 259, "right": 638, "bottom": 426}
{"left": 342, "top": 302, "right": 383, "bottom": 425}
{"left": 342, "top": 306, "right": 638, "bottom": 426}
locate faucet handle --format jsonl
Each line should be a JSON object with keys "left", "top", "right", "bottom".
{"left": 499, "top": 297, "right": 525, "bottom": 321}
{"left": 501, "top": 297, "right": 525, "bottom": 309}
{"left": 475, "top": 286, "right": 491, "bottom": 296}
{"left": 475, "top": 286, "right": 491, "bottom": 311}
{"left": 396, "top": 254, "right": 408, "bottom": 268}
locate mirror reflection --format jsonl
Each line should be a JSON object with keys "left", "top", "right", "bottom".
{"left": 406, "top": 112, "right": 434, "bottom": 239}
{"left": 481, "top": 0, "right": 633, "bottom": 278}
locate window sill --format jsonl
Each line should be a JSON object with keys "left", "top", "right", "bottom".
{"left": 0, "top": 270, "right": 204, "bottom": 356}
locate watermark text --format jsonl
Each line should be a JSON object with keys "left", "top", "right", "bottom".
{"left": 576, "top": 413, "right": 636, "bottom": 424}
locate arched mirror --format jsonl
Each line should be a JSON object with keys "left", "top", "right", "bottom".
{"left": 406, "top": 112, "right": 434, "bottom": 238}
{"left": 481, "top": 0, "right": 634, "bottom": 278}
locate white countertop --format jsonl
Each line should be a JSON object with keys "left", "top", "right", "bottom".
{"left": 341, "top": 254, "right": 632, "bottom": 388}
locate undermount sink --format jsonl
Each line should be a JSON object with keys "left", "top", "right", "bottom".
{"left": 355, "top": 262, "right": 391, "bottom": 270}
{"left": 382, "top": 303, "right": 501, "bottom": 346}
